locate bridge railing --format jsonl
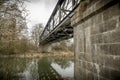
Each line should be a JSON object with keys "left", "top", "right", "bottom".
{"left": 40, "top": 0, "right": 81, "bottom": 41}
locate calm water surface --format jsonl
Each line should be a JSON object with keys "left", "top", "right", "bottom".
{"left": 0, "top": 56, "right": 74, "bottom": 80}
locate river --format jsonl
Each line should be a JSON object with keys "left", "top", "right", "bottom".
{"left": 0, "top": 56, "right": 74, "bottom": 80}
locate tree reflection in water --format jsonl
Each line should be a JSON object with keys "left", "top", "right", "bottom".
{"left": 38, "top": 58, "right": 63, "bottom": 80}
{"left": 0, "top": 57, "right": 31, "bottom": 80}
{"left": 0, "top": 56, "right": 74, "bottom": 80}
{"left": 51, "top": 57, "right": 74, "bottom": 79}
{"left": 52, "top": 57, "right": 74, "bottom": 69}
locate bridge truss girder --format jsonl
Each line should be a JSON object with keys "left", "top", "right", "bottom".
{"left": 40, "top": 0, "right": 81, "bottom": 45}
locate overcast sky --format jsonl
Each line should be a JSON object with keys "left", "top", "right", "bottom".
{"left": 25, "top": 0, "right": 73, "bottom": 42}
{"left": 25, "top": 0, "right": 58, "bottom": 29}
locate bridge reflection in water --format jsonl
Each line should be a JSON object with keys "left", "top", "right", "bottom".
{"left": 0, "top": 57, "right": 74, "bottom": 80}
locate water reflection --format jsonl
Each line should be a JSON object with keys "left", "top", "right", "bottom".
{"left": 20, "top": 59, "right": 39, "bottom": 80}
{"left": 0, "top": 57, "right": 31, "bottom": 80}
{"left": 51, "top": 61, "right": 74, "bottom": 78}
{"left": 0, "top": 56, "right": 74, "bottom": 80}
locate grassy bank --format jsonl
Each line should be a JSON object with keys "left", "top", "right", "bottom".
{"left": 0, "top": 51, "right": 74, "bottom": 58}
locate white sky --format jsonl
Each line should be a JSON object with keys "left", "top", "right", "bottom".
{"left": 24, "top": 0, "right": 73, "bottom": 43}
{"left": 25, "top": 0, "right": 58, "bottom": 30}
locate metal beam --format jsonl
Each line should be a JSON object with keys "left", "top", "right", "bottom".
{"left": 39, "top": 0, "right": 81, "bottom": 45}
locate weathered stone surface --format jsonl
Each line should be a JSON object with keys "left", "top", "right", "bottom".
{"left": 72, "top": 0, "right": 120, "bottom": 80}
{"left": 85, "top": 72, "right": 94, "bottom": 80}
{"left": 102, "top": 3, "right": 120, "bottom": 22}
{"left": 108, "top": 44, "right": 120, "bottom": 55}
{"left": 109, "top": 30, "right": 120, "bottom": 43}
{"left": 85, "top": 61, "right": 94, "bottom": 72}
{"left": 99, "top": 66, "right": 111, "bottom": 79}
{"left": 39, "top": 44, "right": 52, "bottom": 53}
{"left": 101, "top": 19, "right": 117, "bottom": 33}
{"left": 98, "top": 44, "right": 120, "bottom": 55}
{"left": 104, "top": 55, "right": 120, "bottom": 70}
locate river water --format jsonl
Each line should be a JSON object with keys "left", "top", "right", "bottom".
{"left": 0, "top": 56, "right": 74, "bottom": 80}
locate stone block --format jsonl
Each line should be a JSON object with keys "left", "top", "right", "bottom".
{"left": 84, "top": 52, "right": 93, "bottom": 62}
{"left": 109, "top": 30, "right": 120, "bottom": 43}
{"left": 75, "top": 67, "right": 82, "bottom": 80}
{"left": 83, "top": 4, "right": 93, "bottom": 18}
{"left": 74, "top": 27, "right": 78, "bottom": 53}
{"left": 108, "top": 44, "right": 120, "bottom": 55}
{"left": 77, "top": 29, "right": 85, "bottom": 52}
{"left": 91, "top": 44, "right": 98, "bottom": 63}
{"left": 105, "top": 19, "right": 117, "bottom": 31}
{"left": 91, "top": 35, "right": 96, "bottom": 44}
{"left": 97, "top": 55, "right": 106, "bottom": 66}
{"left": 78, "top": 53, "right": 85, "bottom": 61}
{"left": 99, "top": 44, "right": 110, "bottom": 55}
{"left": 91, "top": 34, "right": 103, "bottom": 44}
{"left": 91, "top": 23, "right": 100, "bottom": 35}
{"left": 99, "top": 66, "right": 111, "bottom": 79}
{"left": 102, "top": 32, "right": 110, "bottom": 43}
{"left": 82, "top": 61, "right": 86, "bottom": 70}
{"left": 86, "top": 72, "right": 94, "bottom": 80}
{"left": 96, "top": 34, "right": 103, "bottom": 43}
{"left": 92, "top": 63, "right": 100, "bottom": 74}
{"left": 103, "top": 3, "right": 120, "bottom": 22}
{"left": 85, "top": 62, "right": 94, "bottom": 72}
{"left": 95, "top": 0, "right": 113, "bottom": 11}
{"left": 94, "top": 13, "right": 103, "bottom": 25}
{"left": 85, "top": 27, "right": 91, "bottom": 44}
{"left": 104, "top": 55, "right": 120, "bottom": 71}
{"left": 98, "top": 43, "right": 120, "bottom": 57}
{"left": 85, "top": 37, "right": 92, "bottom": 53}
{"left": 100, "top": 19, "right": 117, "bottom": 33}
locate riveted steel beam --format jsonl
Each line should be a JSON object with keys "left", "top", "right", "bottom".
{"left": 39, "top": 0, "right": 81, "bottom": 45}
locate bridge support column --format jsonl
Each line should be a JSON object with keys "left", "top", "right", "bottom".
{"left": 39, "top": 44, "right": 52, "bottom": 53}
{"left": 71, "top": 0, "right": 120, "bottom": 80}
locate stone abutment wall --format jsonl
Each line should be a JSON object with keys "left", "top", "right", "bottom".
{"left": 71, "top": 0, "right": 120, "bottom": 80}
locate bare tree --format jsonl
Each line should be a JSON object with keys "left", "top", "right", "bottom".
{"left": 0, "top": 0, "right": 28, "bottom": 54}
{"left": 31, "top": 23, "right": 43, "bottom": 47}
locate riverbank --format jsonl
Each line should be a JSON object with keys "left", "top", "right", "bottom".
{"left": 0, "top": 51, "right": 74, "bottom": 58}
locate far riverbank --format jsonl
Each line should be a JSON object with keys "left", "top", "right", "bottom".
{"left": 0, "top": 51, "right": 74, "bottom": 58}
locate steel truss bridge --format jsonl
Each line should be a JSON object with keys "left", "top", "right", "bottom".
{"left": 39, "top": 0, "right": 81, "bottom": 45}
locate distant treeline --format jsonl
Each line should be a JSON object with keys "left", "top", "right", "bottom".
{"left": 0, "top": 0, "right": 73, "bottom": 55}
{"left": 0, "top": 0, "right": 35, "bottom": 54}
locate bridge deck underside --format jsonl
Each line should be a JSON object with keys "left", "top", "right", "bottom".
{"left": 39, "top": 0, "right": 81, "bottom": 45}
{"left": 40, "top": 19, "right": 73, "bottom": 45}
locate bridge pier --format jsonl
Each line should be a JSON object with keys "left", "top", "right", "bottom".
{"left": 71, "top": 0, "right": 120, "bottom": 80}
{"left": 39, "top": 44, "right": 52, "bottom": 53}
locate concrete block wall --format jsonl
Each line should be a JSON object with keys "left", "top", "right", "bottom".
{"left": 71, "top": 0, "right": 120, "bottom": 80}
